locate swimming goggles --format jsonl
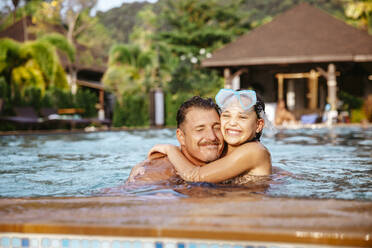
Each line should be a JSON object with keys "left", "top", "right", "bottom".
{"left": 215, "top": 89, "right": 257, "bottom": 111}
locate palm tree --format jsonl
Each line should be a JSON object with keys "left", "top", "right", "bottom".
{"left": 102, "top": 44, "right": 154, "bottom": 102}
{"left": 0, "top": 33, "right": 75, "bottom": 97}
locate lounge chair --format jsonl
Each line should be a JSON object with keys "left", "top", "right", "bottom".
{"left": 0, "top": 106, "right": 42, "bottom": 129}
{"left": 41, "top": 107, "right": 92, "bottom": 129}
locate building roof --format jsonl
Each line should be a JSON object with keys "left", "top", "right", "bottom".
{"left": 0, "top": 16, "right": 35, "bottom": 42}
{"left": 202, "top": 3, "right": 372, "bottom": 67}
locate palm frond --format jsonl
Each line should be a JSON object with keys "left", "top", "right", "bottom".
{"left": 39, "top": 33, "right": 76, "bottom": 62}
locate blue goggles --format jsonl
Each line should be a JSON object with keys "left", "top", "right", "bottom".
{"left": 215, "top": 89, "right": 257, "bottom": 111}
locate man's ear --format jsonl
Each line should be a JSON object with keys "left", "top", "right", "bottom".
{"left": 176, "top": 128, "right": 186, "bottom": 146}
{"left": 256, "top": 118, "right": 265, "bottom": 133}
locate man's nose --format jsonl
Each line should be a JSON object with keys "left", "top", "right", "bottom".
{"left": 205, "top": 127, "right": 218, "bottom": 141}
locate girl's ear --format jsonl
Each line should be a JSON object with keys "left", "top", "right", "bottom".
{"left": 256, "top": 118, "right": 265, "bottom": 133}
{"left": 176, "top": 128, "right": 186, "bottom": 146}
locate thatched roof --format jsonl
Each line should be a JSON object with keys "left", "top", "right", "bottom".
{"left": 202, "top": 3, "right": 372, "bottom": 67}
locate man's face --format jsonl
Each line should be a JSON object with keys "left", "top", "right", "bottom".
{"left": 177, "top": 107, "right": 224, "bottom": 166}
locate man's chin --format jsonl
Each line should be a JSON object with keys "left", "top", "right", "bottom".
{"left": 200, "top": 152, "right": 220, "bottom": 163}
{"left": 199, "top": 146, "right": 222, "bottom": 162}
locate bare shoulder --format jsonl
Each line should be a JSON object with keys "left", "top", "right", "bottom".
{"left": 233, "top": 141, "right": 272, "bottom": 175}
{"left": 126, "top": 156, "right": 179, "bottom": 184}
{"left": 236, "top": 141, "right": 271, "bottom": 159}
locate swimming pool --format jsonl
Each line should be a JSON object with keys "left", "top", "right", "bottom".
{"left": 0, "top": 126, "right": 372, "bottom": 247}
{"left": 0, "top": 126, "right": 371, "bottom": 200}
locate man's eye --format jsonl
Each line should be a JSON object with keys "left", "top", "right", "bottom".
{"left": 221, "top": 114, "right": 230, "bottom": 118}
{"left": 239, "top": 115, "right": 248, "bottom": 119}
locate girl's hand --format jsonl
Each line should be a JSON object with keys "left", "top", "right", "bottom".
{"left": 147, "top": 144, "right": 178, "bottom": 160}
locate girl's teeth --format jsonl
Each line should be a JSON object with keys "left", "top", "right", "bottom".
{"left": 227, "top": 130, "right": 240, "bottom": 135}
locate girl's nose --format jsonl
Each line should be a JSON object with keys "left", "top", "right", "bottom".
{"left": 228, "top": 117, "right": 238, "bottom": 126}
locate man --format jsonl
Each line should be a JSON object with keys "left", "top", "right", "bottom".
{"left": 125, "top": 96, "right": 224, "bottom": 185}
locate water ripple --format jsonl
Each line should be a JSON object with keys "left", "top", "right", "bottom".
{"left": 0, "top": 127, "right": 371, "bottom": 200}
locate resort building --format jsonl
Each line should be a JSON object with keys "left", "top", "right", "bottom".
{"left": 202, "top": 3, "right": 372, "bottom": 120}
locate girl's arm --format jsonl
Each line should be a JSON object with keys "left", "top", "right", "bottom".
{"left": 148, "top": 143, "right": 271, "bottom": 183}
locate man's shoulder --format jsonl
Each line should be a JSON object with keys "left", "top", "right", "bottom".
{"left": 126, "top": 156, "right": 180, "bottom": 184}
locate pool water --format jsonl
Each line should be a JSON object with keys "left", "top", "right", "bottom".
{"left": 0, "top": 126, "right": 371, "bottom": 200}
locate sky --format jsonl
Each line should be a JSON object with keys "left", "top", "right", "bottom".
{"left": 94, "top": 0, "right": 157, "bottom": 13}
{"left": 0, "top": 0, "right": 157, "bottom": 14}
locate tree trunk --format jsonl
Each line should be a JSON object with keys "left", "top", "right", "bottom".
{"left": 12, "top": 0, "right": 20, "bottom": 24}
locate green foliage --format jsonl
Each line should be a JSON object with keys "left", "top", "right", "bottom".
{"left": 339, "top": 90, "right": 364, "bottom": 111}
{"left": 38, "top": 33, "right": 76, "bottom": 62}
{"left": 0, "top": 76, "right": 12, "bottom": 115}
{"left": 164, "top": 61, "right": 223, "bottom": 126}
{"left": 102, "top": 64, "right": 138, "bottom": 100}
{"left": 103, "top": 43, "right": 155, "bottom": 103}
{"left": 11, "top": 59, "right": 46, "bottom": 96}
{"left": 0, "top": 0, "right": 44, "bottom": 32}
{"left": 165, "top": 92, "right": 194, "bottom": 127}
{"left": 97, "top": 2, "right": 150, "bottom": 43}
{"left": 0, "top": 37, "right": 70, "bottom": 98}
{"left": 97, "top": 0, "right": 348, "bottom": 51}
{"left": 21, "top": 40, "right": 59, "bottom": 83}
{"left": 345, "top": 0, "right": 372, "bottom": 34}
{"left": 75, "top": 89, "right": 98, "bottom": 117}
{"left": 108, "top": 44, "right": 154, "bottom": 69}
{"left": 73, "top": 12, "right": 113, "bottom": 62}
{"left": 113, "top": 89, "right": 149, "bottom": 127}
{"left": 112, "top": 101, "right": 125, "bottom": 127}
{"left": 157, "top": 0, "right": 250, "bottom": 55}
{"left": 45, "top": 87, "right": 75, "bottom": 109}
{"left": 0, "top": 77, "right": 7, "bottom": 99}
{"left": 167, "top": 60, "right": 223, "bottom": 97}
{"left": 23, "top": 86, "right": 42, "bottom": 111}
{"left": 351, "top": 108, "right": 366, "bottom": 123}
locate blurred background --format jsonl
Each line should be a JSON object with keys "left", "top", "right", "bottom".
{"left": 0, "top": 0, "right": 371, "bottom": 131}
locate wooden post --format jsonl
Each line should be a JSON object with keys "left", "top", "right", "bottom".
{"left": 99, "top": 90, "right": 104, "bottom": 109}
{"left": 308, "top": 69, "right": 318, "bottom": 110}
{"left": 98, "top": 90, "right": 105, "bottom": 120}
{"left": 224, "top": 68, "right": 231, "bottom": 89}
{"left": 277, "top": 74, "right": 284, "bottom": 101}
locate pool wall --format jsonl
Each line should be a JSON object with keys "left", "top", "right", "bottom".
{"left": 0, "top": 196, "right": 371, "bottom": 248}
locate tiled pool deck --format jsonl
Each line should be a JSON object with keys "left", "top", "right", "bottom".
{"left": 0, "top": 196, "right": 371, "bottom": 248}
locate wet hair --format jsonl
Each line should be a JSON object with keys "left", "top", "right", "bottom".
{"left": 253, "top": 94, "right": 265, "bottom": 141}
{"left": 177, "top": 96, "right": 220, "bottom": 128}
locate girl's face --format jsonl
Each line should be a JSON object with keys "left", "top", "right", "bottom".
{"left": 220, "top": 103, "right": 264, "bottom": 146}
